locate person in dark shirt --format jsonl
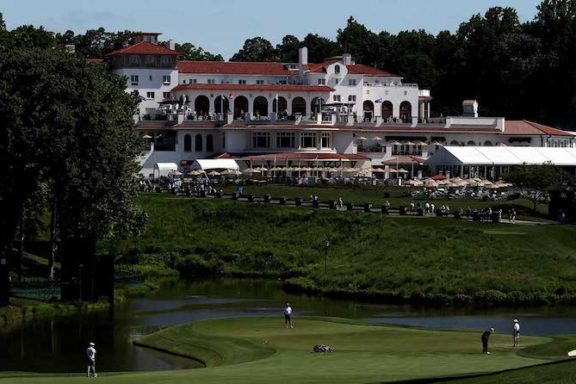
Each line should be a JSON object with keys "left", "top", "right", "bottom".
{"left": 481, "top": 328, "right": 494, "bottom": 354}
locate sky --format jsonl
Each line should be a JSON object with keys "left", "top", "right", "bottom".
{"left": 2, "top": 0, "right": 543, "bottom": 60}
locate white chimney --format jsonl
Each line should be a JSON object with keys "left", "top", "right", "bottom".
{"left": 169, "top": 39, "right": 176, "bottom": 50}
{"left": 299, "top": 47, "right": 308, "bottom": 66}
{"left": 342, "top": 53, "right": 353, "bottom": 66}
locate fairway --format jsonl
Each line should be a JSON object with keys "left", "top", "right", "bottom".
{"left": 0, "top": 316, "right": 573, "bottom": 383}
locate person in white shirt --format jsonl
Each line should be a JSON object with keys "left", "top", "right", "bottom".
{"left": 284, "top": 303, "right": 293, "bottom": 328}
{"left": 513, "top": 319, "right": 520, "bottom": 347}
{"left": 86, "top": 342, "right": 97, "bottom": 378}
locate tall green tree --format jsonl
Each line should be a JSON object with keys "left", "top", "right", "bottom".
{"left": 276, "top": 35, "right": 300, "bottom": 62}
{"left": 230, "top": 37, "right": 278, "bottom": 62}
{"left": 0, "top": 27, "right": 145, "bottom": 305}
{"left": 301, "top": 33, "right": 340, "bottom": 63}
{"left": 175, "top": 42, "right": 223, "bottom": 61}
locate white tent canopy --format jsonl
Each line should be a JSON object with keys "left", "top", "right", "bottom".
{"left": 191, "top": 159, "right": 240, "bottom": 171}
{"left": 153, "top": 162, "right": 179, "bottom": 179}
{"left": 427, "top": 146, "right": 576, "bottom": 167}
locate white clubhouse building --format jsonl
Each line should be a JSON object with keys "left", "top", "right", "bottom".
{"left": 106, "top": 33, "right": 575, "bottom": 178}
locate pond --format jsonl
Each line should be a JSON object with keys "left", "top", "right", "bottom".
{"left": 2, "top": 278, "right": 576, "bottom": 373}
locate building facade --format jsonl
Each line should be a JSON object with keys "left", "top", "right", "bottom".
{"left": 106, "top": 33, "right": 575, "bottom": 177}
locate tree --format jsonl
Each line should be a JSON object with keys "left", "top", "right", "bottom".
{"left": 301, "top": 33, "right": 341, "bottom": 63}
{"left": 0, "top": 29, "right": 145, "bottom": 305}
{"left": 230, "top": 37, "right": 278, "bottom": 62}
{"left": 506, "top": 164, "right": 573, "bottom": 211}
{"left": 336, "top": 17, "right": 380, "bottom": 66}
{"left": 0, "top": 12, "right": 5, "bottom": 32}
{"left": 175, "top": 42, "right": 223, "bottom": 61}
{"left": 276, "top": 35, "right": 300, "bottom": 62}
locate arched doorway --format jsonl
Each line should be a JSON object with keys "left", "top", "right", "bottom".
{"left": 381, "top": 101, "right": 393, "bottom": 120}
{"left": 292, "top": 97, "right": 306, "bottom": 116}
{"left": 467, "top": 140, "right": 476, "bottom": 146}
{"left": 234, "top": 96, "right": 249, "bottom": 119}
{"left": 194, "top": 95, "right": 210, "bottom": 117}
{"left": 363, "top": 100, "right": 374, "bottom": 122}
{"left": 195, "top": 134, "right": 203, "bottom": 152}
{"left": 273, "top": 96, "right": 288, "bottom": 115}
{"left": 253, "top": 96, "right": 268, "bottom": 118}
{"left": 214, "top": 96, "right": 230, "bottom": 115}
{"left": 311, "top": 97, "right": 325, "bottom": 115}
{"left": 484, "top": 140, "right": 493, "bottom": 146}
{"left": 400, "top": 101, "right": 412, "bottom": 123}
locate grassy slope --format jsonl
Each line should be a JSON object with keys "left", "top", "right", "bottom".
{"left": 0, "top": 316, "right": 564, "bottom": 384}
{"left": 116, "top": 194, "right": 576, "bottom": 303}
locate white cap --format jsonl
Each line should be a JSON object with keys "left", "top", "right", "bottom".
{"left": 89, "top": 342, "right": 95, "bottom": 346}
{"left": 513, "top": 319, "right": 518, "bottom": 322}
{"left": 490, "top": 327, "right": 495, "bottom": 332}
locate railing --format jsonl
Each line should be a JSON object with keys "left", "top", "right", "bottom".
{"left": 363, "top": 82, "right": 419, "bottom": 88}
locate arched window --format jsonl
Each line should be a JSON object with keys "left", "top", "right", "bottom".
{"left": 273, "top": 97, "right": 288, "bottom": 114}
{"left": 195, "top": 134, "right": 203, "bottom": 152}
{"left": 194, "top": 95, "right": 210, "bottom": 117}
{"left": 381, "top": 101, "right": 393, "bottom": 120}
{"left": 450, "top": 140, "right": 459, "bottom": 146}
{"left": 234, "top": 96, "right": 249, "bottom": 119}
{"left": 400, "top": 101, "right": 412, "bottom": 123}
{"left": 484, "top": 141, "right": 493, "bottom": 146}
{"left": 292, "top": 97, "right": 307, "bottom": 115}
{"left": 206, "top": 134, "right": 214, "bottom": 152}
{"left": 184, "top": 134, "right": 192, "bottom": 152}
{"left": 363, "top": 100, "right": 374, "bottom": 122}
{"left": 334, "top": 65, "right": 340, "bottom": 74}
{"left": 467, "top": 140, "right": 476, "bottom": 146}
{"left": 253, "top": 96, "right": 268, "bottom": 117}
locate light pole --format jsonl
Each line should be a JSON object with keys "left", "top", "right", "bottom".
{"left": 324, "top": 240, "right": 330, "bottom": 274}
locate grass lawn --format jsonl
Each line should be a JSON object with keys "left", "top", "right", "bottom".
{"left": 115, "top": 194, "right": 576, "bottom": 305}
{"left": 1, "top": 316, "right": 571, "bottom": 384}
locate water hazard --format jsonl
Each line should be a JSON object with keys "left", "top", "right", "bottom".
{"left": 2, "top": 278, "right": 576, "bottom": 373}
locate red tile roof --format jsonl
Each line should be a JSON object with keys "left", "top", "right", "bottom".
{"left": 504, "top": 120, "right": 572, "bottom": 137}
{"left": 106, "top": 41, "right": 181, "bottom": 56}
{"left": 306, "top": 62, "right": 399, "bottom": 77}
{"left": 178, "top": 61, "right": 299, "bottom": 76}
{"left": 171, "top": 84, "right": 334, "bottom": 93}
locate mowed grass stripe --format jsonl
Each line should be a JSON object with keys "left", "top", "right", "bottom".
{"left": 0, "top": 317, "right": 567, "bottom": 384}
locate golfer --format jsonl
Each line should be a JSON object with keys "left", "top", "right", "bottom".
{"left": 284, "top": 303, "right": 293, "bottom": 328}
{"left": 513, "top": 319, "right": 520, "bottom": 347}
{"left": 86, "top": 342, "right": 97, "bottom": 378}
{"left": 481, "top": 328, "right": 494, "bottom": 354}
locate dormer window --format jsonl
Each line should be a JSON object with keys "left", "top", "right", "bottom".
{"left": 334, "top": 65, "right": 340, "bottom": 74}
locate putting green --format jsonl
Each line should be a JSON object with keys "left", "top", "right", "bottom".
{"left": 0, "top": 317, "right": 566, "bottom": 384}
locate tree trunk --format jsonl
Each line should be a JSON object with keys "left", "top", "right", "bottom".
{"left": 0, "top": 197, "right": 25, "bottom": 307}
{"left": 60, "top": 237, "right": 96, "bottom": 302}
{"left": 48, "top": 197, "right": 57, "bottom": 280}
{"left": 60, "top": 236, "right": 114, "bottom": 303}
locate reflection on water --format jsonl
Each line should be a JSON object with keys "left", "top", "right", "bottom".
{"left": 2, "top": 278, "right": 576, "bottom": 373}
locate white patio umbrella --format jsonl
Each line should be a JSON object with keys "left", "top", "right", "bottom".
{"left": 356, "top": 136, "right": 368, "bottom": 140}
{"left": 187, "top": 169, "right": 204, "bottom": 176}
{"left": 221, "top": 169, "right": 241, "bottom": 176}
{"left": 371, "top": 168, "right": 387, "bottom": 173}
{"left": 397, "top": 168, "right": 409, "bottom": 173}
{"left": 372, "top": 136, "right": 383, "bottom": 141}
{"left": 388, "top": 141, "right": 402, "bottom": 146}
{"left": 207, "top": 170, "right": 221, "bottom": 177}
{"left": 143, "top": 134, "right": 153, "bottom": 139}
{"left": 423, "top": 178, "right": 438, "bottom": 187}
{"left": 168, "top": 170, "right": 182, "bottom": 176}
